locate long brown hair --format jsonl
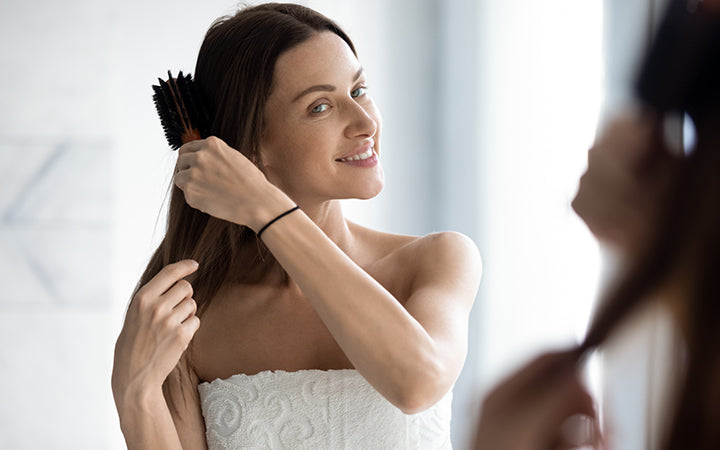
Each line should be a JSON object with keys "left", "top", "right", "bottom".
{"left": 133, "top": 3, "right": 357, "bottom": 410}
{"left": 579, "top": 1, "right": 720, "bottom": 446}
{"left": 134, "top": 3, "right": 356, "bottom": 313}
{"left": 581, "top": 108, "right": 720, "bottom": 448}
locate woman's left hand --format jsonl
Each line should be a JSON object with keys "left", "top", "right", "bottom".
{"left": 474, "top": 349, "right": 601, "bottom": 450}
{"left": 174, "top": 136, "right": 291, "bottom": 230}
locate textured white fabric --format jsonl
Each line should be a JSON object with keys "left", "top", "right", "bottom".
{"left": 198, "top": 369, "right": 452, "bottom": 449}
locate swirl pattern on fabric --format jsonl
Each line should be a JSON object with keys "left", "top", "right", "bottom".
{"left": 199, "top": 369, "right": 452, "bottom": 449}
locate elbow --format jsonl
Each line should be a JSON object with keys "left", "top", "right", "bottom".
{"left": 392, "top": 359, "right": 451, "bottom": 415}
{"left": 396, "top": 396, "right": 437, "bottom": 416}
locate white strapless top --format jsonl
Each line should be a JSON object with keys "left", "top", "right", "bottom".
{"left": 198, "top": 369, "right": 452, "bottom": 449}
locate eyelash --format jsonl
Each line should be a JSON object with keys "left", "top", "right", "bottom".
{"left": 310, "top": 85, "right": 369, "bottom": 114}
{"left": 351, "top": 86, "right": 368, "bottom": 98}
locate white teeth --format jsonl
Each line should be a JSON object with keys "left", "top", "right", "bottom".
{"left": 340, "top": 148, "right": 373, "bottom": 162}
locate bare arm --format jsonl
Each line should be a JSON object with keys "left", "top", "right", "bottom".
{"left": 164, "top": 357, "right": 209, "bottom": 450}
{"left": 116, "top": 386, "right": 183, "bottom": 449}
{"left": 112, "top": 260, "right": 206, "bottom": 449}
{"left": 174, "top": 137, "right": 482, "bottom": 413}
{"left": 262, "top": 220, "right": 481, "bottom": 413}
{"left": 115, "top": 363, "right": 207, "bottom": 450}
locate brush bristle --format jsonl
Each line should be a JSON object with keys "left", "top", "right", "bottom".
{"left": 152, "top": 71, "right": 211, "bottom": 150}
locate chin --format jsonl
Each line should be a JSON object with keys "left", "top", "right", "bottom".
{"left": 355, "top": 177, "right": 384, "bottom": 200}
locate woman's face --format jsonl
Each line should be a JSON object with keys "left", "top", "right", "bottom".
{"left": 261, "top": 31, "right": 384, "bottom": 204}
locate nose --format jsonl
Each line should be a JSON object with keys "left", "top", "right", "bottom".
{"left": 345, "top": 100, "right": 377, "bottom": 139}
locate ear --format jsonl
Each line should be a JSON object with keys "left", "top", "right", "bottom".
{"left": 256, "top": 144, "right": 273, "bottom": 171}
{"left": 256, "top": 144, "right": 282, "bottom": 186}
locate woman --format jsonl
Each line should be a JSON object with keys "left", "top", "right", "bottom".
{"left": 471, "top": 109, "right": 715, "bottom": 449}
{"left": 470, "top": 115, "right": 670, "bottom": 450}
{"left": 474, "top": 109, "right": 720, "bottom": 449}
{"left": 474, "top": 1, "right": 720, "bottom": 447}
{"left": 111, "top": 3, "right": 481, "bottom": 449}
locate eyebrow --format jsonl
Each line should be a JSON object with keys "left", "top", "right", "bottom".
{"left": 291, "top": 67, "right": 365, "bottom": 103}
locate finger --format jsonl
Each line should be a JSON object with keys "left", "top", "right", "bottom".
{"left": 562, "top": 381, "right": 595, "bottom": 419}
{"left": 161, "top": 279, "right": 194, "bottom": 307}
{"left": 484, "top": 365, "right": 595, "bottom": 450}
{"left": 169, "top": 297, "right": 197, "bottom": 324}
{"left": 542, "top": 369, "right": 595, "bottom": 418}
{"left": 177, "top": 139, "right": 204, "bottom": 155}
{"left": 178, "top": 315, "right": 201, "bottom": 344}
{"left": 141, "top": 260, "right": 199, "bottom": 300}
{"left": 535, "top": 375, "right": 597, "bottom": 445}
{"left": 484, "top": 349, "right": 579, "bottom": 415}
{"left": 174, "top": 169, "right": 191, "bottom": 191}
{"left": 555, "top": 414, "right": 601, "bottom": 450}
{"left": 167, "top": 315, "right": 201, "bottom": 355}
{"left": 176, "top": 152, "right": 198, "bottom": 172}
{"left": 501, "top": 349, "right": 580, "bottom": 400}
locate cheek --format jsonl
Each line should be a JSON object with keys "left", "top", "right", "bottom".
{"left": 264, "top": 146, "right": 302, "bottom": 176}
{"left": 262, "top": 134, "right": 325, "bottom": 183}
{"left": 262, "top": 123, "right": 304, "bottom": 166}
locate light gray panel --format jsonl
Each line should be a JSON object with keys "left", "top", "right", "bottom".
{"left": 0, "top": 140, "right": 112, "bottom": 226}
{"left": 371, "top": 0, "right": 439, "bottom": 236}
{"left": 0, "top": 139, "right": 112, "bottom": 308}
{"left": 0, "top": 227, "right": 112, "bottom": 307}
{"left": 0, "top": 310, "right": 114, "bottom": 449}
{"left": 0, "top": 141, "right": 55, "bottom": 217}
{"left": 0, "top": 0, "right": 112, "bottom": 139}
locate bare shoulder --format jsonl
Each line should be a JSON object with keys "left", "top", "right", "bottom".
{"left": 348, "top": 220, "right": 482, "bottom": 289}
{"left": 409, "top": 231, "right": 483, "bottom": 284}
{"left": 412, "top": 231, "right": 481, "bottom": 258}
{"left": 346, "top": 220, "right": 419, "bottom": 259}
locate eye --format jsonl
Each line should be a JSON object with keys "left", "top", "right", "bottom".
{"left": 351, "top": 86, "right": 368, "bottom": 98}
{"left": 311, "top": 103, "right": 330, "bottom": 114}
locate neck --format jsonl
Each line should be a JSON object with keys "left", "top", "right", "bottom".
{"left": 296, "top": 199, "right": 354, "bottom": 255}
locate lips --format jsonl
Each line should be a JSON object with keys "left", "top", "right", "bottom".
{"left": 336, "top": 150, "right": 378, "bottom": 168}
{"left": 335, "top": 140, "right": 376, "bottom": 162}
{"left": 337, "top": 147, "right": 374, "bottom": 162}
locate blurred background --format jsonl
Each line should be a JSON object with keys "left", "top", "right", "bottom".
{"left": 0, "top": 0, "right": 667, "bottom": 448}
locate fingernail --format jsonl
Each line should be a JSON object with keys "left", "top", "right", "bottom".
{"left": 190, "top": 259, "right": 199, "bottom": 268}
{"left": 561, "top": 414, "right": 596, "bottom": 447}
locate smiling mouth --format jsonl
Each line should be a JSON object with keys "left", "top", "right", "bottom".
{"left": 336, "top": 148, "right": 374, "bottom": 162}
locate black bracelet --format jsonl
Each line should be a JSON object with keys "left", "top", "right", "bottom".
{"left": 257, "top": 206, "right": 300, "bottom": 239}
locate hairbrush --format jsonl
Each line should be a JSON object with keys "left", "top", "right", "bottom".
{"left": 152, "top": 70, "right": 211, "bottom": 150}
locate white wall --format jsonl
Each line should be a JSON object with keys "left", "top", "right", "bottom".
{"left": 0, "top": 0, "right": 115, "bottom": 448}
{"left": 0, "top": 1, "right": 242, "bottom": 448}
{"left": 471, "top": 0, "right": 604, "bottom": 413}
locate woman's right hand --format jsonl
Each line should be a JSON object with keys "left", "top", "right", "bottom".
{"left": 111, "top": 259, "right": 201, "bottom": 411}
